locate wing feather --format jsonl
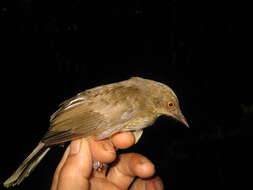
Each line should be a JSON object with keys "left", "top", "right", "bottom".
{"left": 42, "top": 85, "right": 143, "bottom": 145}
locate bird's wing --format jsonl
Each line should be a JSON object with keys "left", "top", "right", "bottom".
{"left": 42, "top": 85, "right": 143, "bottom": 145}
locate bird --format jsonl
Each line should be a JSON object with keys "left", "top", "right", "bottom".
{"left": 3, "top": 77, "right": 189, "bottom": 188}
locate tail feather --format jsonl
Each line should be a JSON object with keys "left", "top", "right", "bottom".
{"left": 4, "top": 142, "right": 50, "bottom": 188}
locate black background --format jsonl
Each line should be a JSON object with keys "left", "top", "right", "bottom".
{"left": 1, "top": 0, "right": 252, "bottom": 190}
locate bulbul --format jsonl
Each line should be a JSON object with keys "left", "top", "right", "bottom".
{"left": 4, "top": 77, "right": 189, "bottom": 188}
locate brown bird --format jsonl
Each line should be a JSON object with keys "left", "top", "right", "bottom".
{"left": 3, "top": 77, "right": 189, "bottom": 188}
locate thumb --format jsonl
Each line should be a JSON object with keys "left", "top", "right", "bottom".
{"left": 57, "top": 138, "right": 92, "bottom": 190}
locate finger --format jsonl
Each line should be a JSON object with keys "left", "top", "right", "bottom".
{"left": 57, "top": 138, "right": 92, "bottom": 190}
{"left": 90, "top": 139, "right": 116, "bottom": 163}
{"left": 129, "top": 178, "right": 145, "bottom": 190}
{"left": 130, "top": 177, "right": 164, "bottom": 190}
{"left": 90, "top": 178, "right": 120, "bottom": 190}
{"left": 111, "top": 132, "right": 135, "bottom": 149}
{"left": 89, "top": 132, "right": 136, "bottom": 178}
{"left": 89, "top": 132, "right": 135, "bottom": 165}
{"left": 107, "top": 153, "right": 155, "bottom": 189}
{"left": 51, "top": 146, "right": 70, "bottom": 190}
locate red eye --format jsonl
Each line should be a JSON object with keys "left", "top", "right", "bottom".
{"left": 168, "top": 102, "right": 174, "bottom": 107}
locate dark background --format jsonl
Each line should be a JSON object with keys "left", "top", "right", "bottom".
{"left": 1, "top": 0, "right": 252, "bottom": 190}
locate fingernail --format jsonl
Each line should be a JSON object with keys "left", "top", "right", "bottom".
{"left": 154, "top": 178, "right": 164, "bottom": 190}
{"left": 103, "top": 142, "right": 115, "bottom": 153}
{"left": 70, "top": 139, "right": 81, "bottom": 155}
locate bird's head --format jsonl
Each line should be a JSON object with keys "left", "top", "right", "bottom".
{"left": 161, "top": 97, "right": 189, "bottom": 128}
{"left": 129, "top": 77, "right": 189, "bottom": 128}
{"left": 151, "top": 82, "right": 189, "bottom": 128}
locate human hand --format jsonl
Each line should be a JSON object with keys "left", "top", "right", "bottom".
{"left": 50, "top": 132, "right": 164, "bottom": 190}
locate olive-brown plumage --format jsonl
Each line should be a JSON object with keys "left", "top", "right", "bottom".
{"left": 4, "top": 77, "right": 188, "bottom": 188}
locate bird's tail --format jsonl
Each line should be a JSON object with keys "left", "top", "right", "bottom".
{"left": 3, "top": 142, "right": 50, "bottom": 188}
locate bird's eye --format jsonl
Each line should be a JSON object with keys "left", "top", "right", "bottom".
{"left": 168, "top": 102, "right": 174, "bottom": 107}
{"left": 167, "top": 101, "right": 176, "bottom": 111}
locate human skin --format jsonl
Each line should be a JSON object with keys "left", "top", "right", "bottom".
{"left": 51, "top": 132, "right": 164, "bottom": 190}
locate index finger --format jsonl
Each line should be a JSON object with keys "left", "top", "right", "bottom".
{"left": 89, "top": 132, "right": 135, "bottom": 165}
{"left": 111, "top": 132, "right": 135, "bottom": 149}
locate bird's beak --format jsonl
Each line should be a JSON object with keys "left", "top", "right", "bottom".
{"left": 170, "top": 110, "right": 189, "bottom": 128}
